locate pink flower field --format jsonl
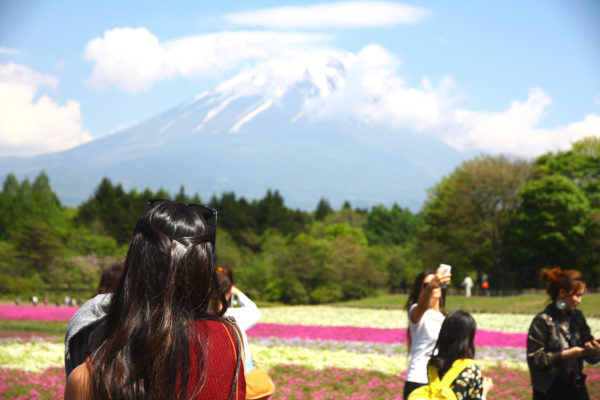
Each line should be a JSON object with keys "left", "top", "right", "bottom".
{"left": 2, "top": 364, "right": 598, "bottom": 400}
{"left": 1, "top": 304, "right": 599, "bottom": 399}
{"left": 0, "top": 367, "right": 64, "bottom": 400}
{"left": 0, "top": 306, "right": 78, "bottom": 322}
{"left": 249, "top": 323, "right": 526, "bottom": 348}
{"left": 0, "top": 306, "right": 526, "bottom": 347}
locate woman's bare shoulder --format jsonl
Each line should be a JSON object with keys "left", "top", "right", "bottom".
{"left": 65, "top": 363, "right": 93, "bottom": 400}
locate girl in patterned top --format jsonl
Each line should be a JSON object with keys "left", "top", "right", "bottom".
{"left": 428, "top": 311, "right": 494, "bottom": 400}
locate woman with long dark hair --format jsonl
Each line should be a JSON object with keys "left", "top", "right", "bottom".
{"left": 217, "top": 266, "right": 275, "bottom": 400}
{"left": 424, "top": 311, "right": 493, "bottom": 400}
{"left": 527, "top": 267, "right": 600, "bottom": 400}
{"left": 216, "top": 266, "right": 261, "bottom": 374}
{"left": 65, "top": 200, "right": 245, "bottom": 400}
{"left": 403, "top": 268, "right": 451, "bottom": 399}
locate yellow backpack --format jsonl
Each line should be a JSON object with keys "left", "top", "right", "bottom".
{"left": 407, "top": 359, "right": 474, "bottom": 400}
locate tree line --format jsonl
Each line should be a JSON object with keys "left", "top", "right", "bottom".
{"left": 1, "top": 137, "right": 598, "bottom": 303}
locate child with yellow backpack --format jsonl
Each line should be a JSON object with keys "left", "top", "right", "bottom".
{"left": 408, "top": 311, "right": 494, "bottom": 400}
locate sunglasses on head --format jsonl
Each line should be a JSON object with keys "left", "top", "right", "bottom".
{"left": 138, "top": 199, "right": 218, "bottom": 247}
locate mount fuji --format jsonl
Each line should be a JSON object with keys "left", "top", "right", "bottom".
{"left": 0, "top": 50, "right": 470, "bottom": 211}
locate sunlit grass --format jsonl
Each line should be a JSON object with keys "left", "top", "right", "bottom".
{"left": 338, "top": 292, "right": 600, "bottom": 317}
{"left": 0, "top": 320, "right": 67, "bottom": 337}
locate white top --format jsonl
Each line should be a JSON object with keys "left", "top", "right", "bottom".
{"left": 224, "top": 291, "right": 261, "bottom": 372}
{"left": 405, "top": 303, "right": 445, "bottom": 383}
{"left": 462, "top": 276, "right": 474, "bottom": 288}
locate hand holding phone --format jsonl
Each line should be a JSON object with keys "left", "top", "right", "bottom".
{"left": 436, "top": 264, "right": 452, "bottom": 288}
{"left": 437, "top": 264, "right": 452, "bottom": 275}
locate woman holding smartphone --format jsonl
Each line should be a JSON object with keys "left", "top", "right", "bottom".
{"left": 527, "top": 267, "right": 600, "bottom": 400}
{"left": 403, "top": 265, "right": 452, "bottom": 399}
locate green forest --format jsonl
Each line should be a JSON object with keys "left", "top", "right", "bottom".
{"left": 1, "top": 137, "right": 599, "bottom": 304}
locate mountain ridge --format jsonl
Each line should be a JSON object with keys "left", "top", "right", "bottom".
{"left": 0, "top": 55, "right": 471, "bottom": 211}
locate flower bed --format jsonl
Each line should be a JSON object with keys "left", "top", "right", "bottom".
{"left": 248, "top": 323, "right": 526, "bottom": 348}
{"left": 0, "top": 340, "right": 64, "bottom": 372}
{"left": 3, "top": 304, "right": 599, "bottom": 333}
{"left": 0, "top": 367, "right": 64, "bottom": 400}
{"left": 1, "top": 304, "right": 599, "bottom": 399}
{"left": 0, "top": 306, "right": 77, "bottom": 322}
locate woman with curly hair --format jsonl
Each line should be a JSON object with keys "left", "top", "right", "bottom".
{"left": 527, "top": 267, "right": 600, "bottom": 400}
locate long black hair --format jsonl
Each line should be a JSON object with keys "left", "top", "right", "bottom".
{"left": 429, "top": 310, "right": 476, "bottom": 377}
{"left": 405, "top": 271, "right": 435, "bottom": 312}
{"left": 91, "top": 201, "right": 240, "bottom": 400}
{"left": 404, "top": 271, "right": 447, "bottom": 352}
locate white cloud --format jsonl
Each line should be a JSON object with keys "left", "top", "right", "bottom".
{"left": 206, "top": 47, "right": 599, "bottom": 157}
{"left": 84, "top": 27, "right": 168, "bottom": 92}
{"left": 84, "top": 27, "right": 326, "bottom": 92}
{"left": 212, "top": 44, "right": 451, "bottom": 132}
{"left": 299, "top": 45, "right": 455, "bottom": 131}
{"left": 0, "top": 47, "right": 20, "bottom": 55}
{"left": 449, "top": 88, "right": 600, "bottom": 157}
{"left": 223, "top": 1, "right": 430, "bottom": 29}
{"left": 0, "top": 63, "right": 92, "bottom": 157}
{"left": 82, "top": 24, "right": 598, "bottom": 158}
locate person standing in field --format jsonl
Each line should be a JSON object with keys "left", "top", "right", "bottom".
{"left": 480, "top": 273, "right": 489, "bottom": 296}
{"left": 403, "top": 267, "right": 452, "bottom": 399}
{"left": 65, "top": 261, "right": 124, "bottom": 377}
{"left": 461, "top": 276, "right": 474, "bottom": 298}
{"left": 527, "top": 267, "right": 600, "bottom": 400}
{"left": 217, "top": 266, "right": 275, "bottom": 400}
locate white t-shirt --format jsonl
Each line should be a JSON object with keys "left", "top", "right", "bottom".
{"left": 405, "top": 303, "right": 445, "bottom": 383}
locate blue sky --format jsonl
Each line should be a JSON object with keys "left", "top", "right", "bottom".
{"left": 1, "top": 0, "right": 599, "bottom": 158}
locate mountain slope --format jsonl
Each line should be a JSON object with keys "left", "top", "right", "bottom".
{"left": 0, "top": 54, "right": 469, "bottom": 210}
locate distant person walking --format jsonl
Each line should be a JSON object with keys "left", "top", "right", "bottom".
{"left": 461, "top": 276, "right": 474, "bottom": 297}
{"left": 403, "top": 266, "right": 452, "bottom": 399}
{"left": 527, "top": 267, "right": 600, "bottom": 400}
{"left": 481, "top": 273, "right": 489, "bottom": 296}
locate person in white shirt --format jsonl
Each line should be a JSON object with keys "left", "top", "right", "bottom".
{"left": 462, "top": 276, "right": 474, "bottom": 298}
{"left": 216, "top": 266, "right": 261, "bottom": 373}
{"left": 403, "top": 268, "right": 451, "bottom": 399}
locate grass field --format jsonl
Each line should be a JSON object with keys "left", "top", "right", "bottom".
{"left": 0, "top": 320, "right": 67, "bottom": 336}
{"left": 339, "top": 292, "right": 600, "bottom": 317}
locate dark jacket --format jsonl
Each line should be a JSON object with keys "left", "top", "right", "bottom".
{"left": 527, "top": 303, "right": 599, "bottom": 393}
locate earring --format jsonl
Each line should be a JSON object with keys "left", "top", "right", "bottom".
{"left": 556, "top": 298, "right": 567, "bottom": 311}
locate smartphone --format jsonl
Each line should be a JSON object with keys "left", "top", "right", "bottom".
{"left": 437, "top": 264, "right": 452, "bottom": 275}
